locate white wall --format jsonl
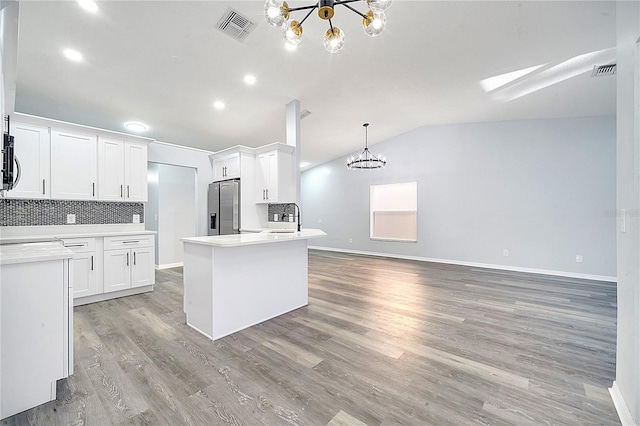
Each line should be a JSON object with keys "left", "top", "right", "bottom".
{"left": 147, "top": 142, "right": 212, "bottom": 237}
{"left": 302, "top": 116, "right": 616, "bottom": 279}
{"left": 614, "top": 1, "right": 640, "bottom": 423}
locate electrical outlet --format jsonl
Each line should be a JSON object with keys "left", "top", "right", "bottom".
{"left": 66, "top": 214, "right": 76, "bottom": 224}
{"left": 503, "top": 249, "right": 509, "bottom": 257}
{"left": 348, "top": 238, "right": 353, "bottom": 243}
{"left": 576, "top": 255, "right": 583, "bottom": 263}
{"left": 133, "top": 214, "right": 140, "bottom": 224}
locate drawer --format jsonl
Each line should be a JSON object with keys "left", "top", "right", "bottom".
{"left": 61, "top": 238, "right": 96, "bottom": 253}
{"left": 104, "top": 234, "right": 154, "bottom": 250}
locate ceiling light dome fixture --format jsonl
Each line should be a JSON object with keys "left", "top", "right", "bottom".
{"left": 347, "top": 123, "right": 386, "bottom": 170}
{"left": 124, "top": 122, "right": 148, "bottom": 133}
{"left": 264, "top": 0, "right": 391, "bottom": 53}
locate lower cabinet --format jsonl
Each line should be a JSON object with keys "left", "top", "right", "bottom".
{"left": 62, "top": 237, "right": 101, "bottom": 298}
{"left": 68, "top": 233, "right": 155, "bottom": 305}
{"left": 103, "top": 235, "right": 155, "bottom": 294}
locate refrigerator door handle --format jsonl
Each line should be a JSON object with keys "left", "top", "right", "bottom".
{"left": 210, "top": 213, "right": 217, "bottom": 230}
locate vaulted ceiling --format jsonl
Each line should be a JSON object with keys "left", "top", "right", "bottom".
{"left": 14, "top": 1, "right": 616, "bottom": 167}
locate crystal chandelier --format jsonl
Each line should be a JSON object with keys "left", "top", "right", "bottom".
{"left": 264, "top": 0, "right": 392, "bottom": 54}
{"left": 347, "top": 123, "right": 386, "bottom": 170}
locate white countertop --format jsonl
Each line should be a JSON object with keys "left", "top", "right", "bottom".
{"left": 182, "top": 229, "right": 326, "bottom": 247}
{"left": 0, "top": 241, "right": 75, "bottom": 265}
{"left": 0, "top": 230, "right": 157, "bottom": 244}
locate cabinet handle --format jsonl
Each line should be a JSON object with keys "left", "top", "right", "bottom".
{"left": 42, "top": 179, "right": 45, "bottom": 195}
{"left": 127, "top": 185, "right": 130, "bottom": 198}
{"left": 122, "top": 240, "right": 139, "bottom": 244}
{"left": 266, "top": 189, "right": 269, "bottom": 200}
{"left": 126, "top": 252, "right": 129, "bottom": 266}
{"left": 65, "top": 244, "right": 85, "bottom": 247}
{"left": 120, "top": 185, "right": 123, "bottom": 198}
{"left": 92, "top": 182, "right": 95, "bottom": 197}
{"left": 262, "top": 189, "right": 265, "bottom": 200}
{"left": 134, "top": 251, "right": 136, "bottom": 266}
{"left": 91, "top": 255, "right": 94, "bottom": 271}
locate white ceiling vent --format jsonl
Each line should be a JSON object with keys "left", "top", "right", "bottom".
{"left": 216, "top": 8, "right": 256, "bottom": 42}
{"left": 300, "top": 109, "right": 312, "bottom": 119}
{"left": 591, "top": 64, "right": 616, "bottom": 77}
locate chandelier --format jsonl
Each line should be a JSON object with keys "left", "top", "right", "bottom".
{"left": 347, "top": 123, "right": 386, "bottom": 170}
{"left": 264, "top": 0, "right": 392, "bottom": 53}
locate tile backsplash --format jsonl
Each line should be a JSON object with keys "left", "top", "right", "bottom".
{"left": 0, "top": 199, "right": 144, "bottom": 227}
{"left": 268, "top": 203, "right": 297, "bottom": 222}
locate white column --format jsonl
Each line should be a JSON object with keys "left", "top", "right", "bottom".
{"left": 286, "top": 99, "right": 301, "bottom": 204}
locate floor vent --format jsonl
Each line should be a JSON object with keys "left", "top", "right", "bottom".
{"left": 216, "top": 8, "right": 256, "bottom": 42}
{"left": 591, "top": 64, "right": 616, "bottom": 77}
{"left": 300, "top": 109, "right": 312, "bottom": 119}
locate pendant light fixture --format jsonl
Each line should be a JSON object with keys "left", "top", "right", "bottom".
{"left": 264, "top": 0, "right": 391, "bottom": 54}
{"left": 347, "top": 123, "right": 386, "bottom": 170}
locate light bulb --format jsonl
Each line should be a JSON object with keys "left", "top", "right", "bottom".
{"left": 323, "top": 27, "right": 345, "bottom": 53}
{"left": 282, "top": 20, "right": 303, "bottom": 45}
{"left": 367, "top": 0, "right": 392, "bottom": 12}
{"left": 363, "top": 10, "right": 386, "bottom": 37}
{"left": 264, "top": 0, "right": 289, "bottom": 27}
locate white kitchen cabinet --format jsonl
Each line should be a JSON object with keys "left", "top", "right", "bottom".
{"left": 103, "top": 234, "right": 155, "bottom": 293}
{"left": 62, "top": 238, "right": 101, "bottom": 298}
{"left": 255, "top": 147, "right": 294, "bottom": 203}
{"left": 98, "top": 138, "right": 148, "bottom": 202}
{"left": 5, "top": 122, "right": 50, "bottom": 199}
{"left": 50, "top": 130, "right": 98, "bottom": 200}
{"left": 213, "top": 152, "right": 240, "bottom": 181}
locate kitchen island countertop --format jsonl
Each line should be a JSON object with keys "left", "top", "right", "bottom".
{"left": 181, "top": 228, "right": 326, "bottom": 248}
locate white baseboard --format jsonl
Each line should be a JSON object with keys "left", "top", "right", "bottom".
{"left": 609, "top": 381, "right": 637, "bottom": 426}
{"left": 308, "top": 246, "right": 617, "bottom": 282}
{"left": 157, "top": 262, "right": 183, "bottom": 270}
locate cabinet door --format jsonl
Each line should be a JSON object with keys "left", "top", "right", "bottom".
{"left": 213, "top": 157, "right": 226, "bottom": 180}
{"left": 98, "top": 138, "right": 125, "bottom": 201}
{"left": 103, "top": 249, "right": 131, "bottom": 293}
{"left": 225, "top": 153, "right": 240, "bottom": 178}
{"left": 125, "top": 142, "right": 148, "bottom": 201}
{"left": 6, "top": 122, "right": 50, "bottom": 199}
{"left": 266, "top": 152, "right": 278, "bottom": 201}
{"left": 71, "top": 252, "right": 98, "bottom": 298}
{"left": 131, "top": 247, "right": 154, "bottom": 288}
{"left": 50, "top": 130, "right": 97, "bottom": 200}
{"left": 255, "top": 153, "right": 269, "bottom": 202}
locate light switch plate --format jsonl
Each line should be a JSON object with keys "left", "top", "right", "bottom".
{"left": 66, "top": 214, "right": 76, "bottom": 224}
{"left": 133, "top": 214, "right": 140, "bottom": 224}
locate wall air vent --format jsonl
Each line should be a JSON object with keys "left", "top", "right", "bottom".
{"left": 215, "top": 8, "right": 256, "bottom": 42}
{"left": 300, "top": 109, "right": 312, "bottom": 119}
{"left": 591, "top": 64, "right": 616, "bottom": 77}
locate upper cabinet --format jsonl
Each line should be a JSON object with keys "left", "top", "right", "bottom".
{"left": 98, "top": 138, "right": 148, "bottom": 202}
{"left": 5, "top": 122, "right": 50, "bottom": 199}
{"left": 50, "top": 130, "right": 98, "bottom": 200}
{"left": 213, "top": 152, "right": 240, "bottom": 181}
{"left": 255, "top": 144, "right": 294, "bottom": 204}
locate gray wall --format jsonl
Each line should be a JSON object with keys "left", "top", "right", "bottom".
{"left": 615, "top": 1, "right": 640, "bottom": 422}
{"left": 302, "top": 116, "right": 616, "bottom": 278}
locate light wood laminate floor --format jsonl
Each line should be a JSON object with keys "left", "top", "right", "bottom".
{"left": 2, "top": 250, "right": 620, "bottom": 425}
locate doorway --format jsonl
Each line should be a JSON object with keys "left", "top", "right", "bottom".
{"left": 146, "top": 162, "right": 197, "bottom": 269}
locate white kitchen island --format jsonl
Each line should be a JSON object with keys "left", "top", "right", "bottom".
{"left": 181, "top": 229, "right": 326, "bottom": 340}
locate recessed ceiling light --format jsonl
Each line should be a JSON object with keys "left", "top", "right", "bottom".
{"left": 244, "top": 75, "right": 257, "bottom": 85}
{"left": 300, "top": 162, "right": 310, "bottom": 168}
{"left": 77, "top": 0, "right": 98, "bottom": 13}
{"left": 213, "top": 101, "right": 226, "bottom": 110}
{"left": 63, "top": 49, "right": 83, "bottom": 62}
{"left": 285, "top": 43, "right": 297, "bottom": 52}
{"left": 124, "top": 122, "right": 148, "bottom": 133}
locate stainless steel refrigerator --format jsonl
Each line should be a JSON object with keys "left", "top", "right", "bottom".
{"left": 208, "top": 179, "right": 240, "bottom": 235}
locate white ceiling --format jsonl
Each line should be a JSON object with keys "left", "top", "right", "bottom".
{"left": 14, "top": 1, "right": 616, "bottom": 167}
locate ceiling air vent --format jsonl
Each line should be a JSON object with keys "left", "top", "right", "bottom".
{"left": 215, "top": 8, "right": 256, "bottom": 42}
{"left": 591, "top": 64, "right": 616, "bottom": 77}
{"left": 300, "top": 109, "right": 312, "bottom": 119}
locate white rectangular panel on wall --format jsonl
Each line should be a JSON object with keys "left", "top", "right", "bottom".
{"left": 50, "top": 130, "right": 97, "bottom": 200}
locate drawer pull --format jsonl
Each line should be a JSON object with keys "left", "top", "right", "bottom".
{"left": 122, "top": 240, "right": 139, "bottom": 244}
{"left": 65, "top": 244, "right": 85, "bottom": 248}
